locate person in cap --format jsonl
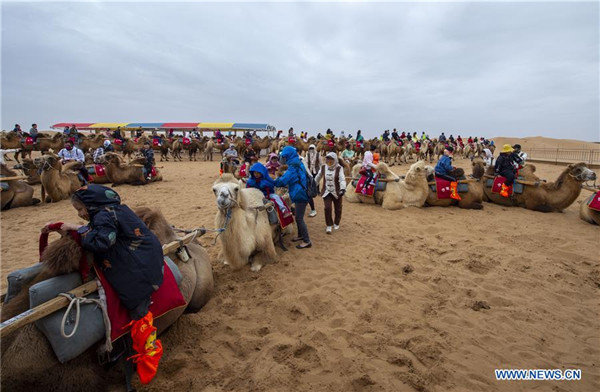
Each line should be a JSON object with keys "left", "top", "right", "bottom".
{"left": 512, "top": 144, "right": 527, "bottom": 169}
{"left": 93, "top": 140, "right": 113, "bottom": 164}
{"left": 435, "top": 146, "right": 461, "bottom": 200}
{"left": 314, "top": 152, "right": 346, "bottom": 234}
{"left": 495, "top": 144, "right": 517, "bottom": 197}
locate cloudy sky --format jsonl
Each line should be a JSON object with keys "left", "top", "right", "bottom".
{"left": 1, "top": 1, "right": 598, "bottom": 140}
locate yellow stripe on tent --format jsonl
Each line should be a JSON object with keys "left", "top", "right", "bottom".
{"left": 89, "top": 123, "right": 129, "bottom": 128}
{"left": 197, "top": 123, "right": 234, "bottom": 129}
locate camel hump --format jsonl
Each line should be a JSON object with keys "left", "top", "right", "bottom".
{"left": 240, "top": 187, "right": 265, "bottom": 209}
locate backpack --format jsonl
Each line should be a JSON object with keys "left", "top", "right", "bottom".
{"left": 305, "top": 172, "right": 319, "bottom": 198}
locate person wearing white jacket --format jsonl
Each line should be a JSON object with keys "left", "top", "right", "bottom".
{"left": 315, "top": 152, "right": 347, "bottom": 234}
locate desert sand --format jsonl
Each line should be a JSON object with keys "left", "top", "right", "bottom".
{"left": 1, "top": 139, "right": 599, "bottom": 392}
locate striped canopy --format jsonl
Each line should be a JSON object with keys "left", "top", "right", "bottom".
{"left": 51, "top": 122, "right": 274, "bottom": 131}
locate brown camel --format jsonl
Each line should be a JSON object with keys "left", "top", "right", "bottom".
{"left": 0, "top": 164, "right": 41, "bottom": 210}
{"left": 78, "top": 134, "right": 105, "bottom": 152}
{"left": 579, "top": 192, "right": 600, "bottom": 225}
{"left": 37, "top": 154, "right": 82, "bottom": 203}
{"left": 102, "top": 152, "right": 162, "bottom": 185}
{"left": 1, "top": 208, "right": 214, "bottom": 392}
{"left": 425, "top": 158, "right": 486, "bottom": 209}
{"left": 249, "top": 137, "right": 272, "bottom": 157}
{"left": 483, "top": 162, "right": 597, "bottom": 212}
{"left": 13, "top": 158, "right": 41, "bottom": 185}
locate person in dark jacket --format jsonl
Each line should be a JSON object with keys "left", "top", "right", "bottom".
{"left": 435, "top": 146, "right": 461, "bottom": 200}
{"left": 247, "top": 162, "right": 276, "bottom": 196}
{"left": 244, "top": 146, "right": 257, "bottom": 164}
{"left": 55, "top": 184, "right": 163, "bottom": 319}
{"left": 275, "top": 146, "right": 311, "bottom": 249}
{"left": 495, "top": 144, "right": 516, "bottom": 197}
{"left": 140, "top": 141, "right": 155, "bottom": 182}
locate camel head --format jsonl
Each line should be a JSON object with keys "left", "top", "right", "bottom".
{"left": 404, "top": 160, "right": 428, "bottom": 183}
{"left": 472, "top": 157, "right": 485, "bottom": 179}
{"left": 38, "top": 154, "right": 62, "bottom": 172}
{"left": 567, "top": 162, "right": 596, "bottom": 182}
{"left": 212, "top": 174, "right": 242, "bottom": 211}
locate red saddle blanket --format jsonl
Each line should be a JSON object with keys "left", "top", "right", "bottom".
{"left": 245, "top": 138, "right": 252, "bottom": 146}
{"left": 239, "top": 163, "right": 247, "bottom": 178}
{"left": 327, "top": 140, "right": 334, "bottom": 148}
{"left": 25, "top": 137, "right": 34, "bottom": 145}
{"left": 94, "top": 164, "right": 106, "bottom": 177}
{"left": 434, "top": 177, "right": 452, "bottom": 199}
{"left": 588, "top": 191, "right": 600, "bottom": 211}
{"left": 355, "top": 172, "right": 378, "bottom": 196}
{"left": 288, "top": 137, "right": 296, "bottom": 144}
{"left": 94, "top": 260, "right": 186, "bottom": 342}
{"left": 356, "top": 141, "right": 363, "bottom": 148}
{"left": 133, "top": 138, "right": 139, "bottom": 143}
{"left": 150, "top": 167, "right": 157, "bottom": 178}
{"left": 491, "top": 176, "right": 512, "bottom": 196}
{"left": 183, "top": 138, "right": 191, "bottom": 145}
{"left": 114, "top": 139, "right": 123, "bottom": 145}
{"left": 269, "top": 194, "right": 294, "bottom": 229}
{"left": 152, "top": 139, "right": 160, "bottom": 146}
{"left": 415, "top": 143, "right": 421, "bottom": 153}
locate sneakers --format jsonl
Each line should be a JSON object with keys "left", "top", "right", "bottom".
{"left": 309, "top": 210, "right": 317, "bottom": 217}
{"left": 326, "top": 226, "right": 332, "bottom": 234}
{"left": 333, "top": 224, "right": 340, "bottom": 231}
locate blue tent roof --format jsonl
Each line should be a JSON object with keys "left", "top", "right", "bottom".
{"left": 232, "top": 123, "right": 269, "bottom": 130}
{"left": 126, "top": 123, "right": 164, "bottom": 128}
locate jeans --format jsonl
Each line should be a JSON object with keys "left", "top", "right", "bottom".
{"left": 323, "top": 194, "right": 342, "bottom": 226}
{"left": 308, "top": 197, "right": 315, "bottom": 211}
{"left": 294, "top": 201, "right": 310, "bottom": 243}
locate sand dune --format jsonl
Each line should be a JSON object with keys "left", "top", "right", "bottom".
{"left": 1, "top": 145, "right": 599, "bottom": 391}
{"left": 493, "top": 136, "right": 599, "bottom": 150}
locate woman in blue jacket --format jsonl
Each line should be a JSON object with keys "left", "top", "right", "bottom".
{"left": 274, "top": 146, "right": 311, "bottom": 249}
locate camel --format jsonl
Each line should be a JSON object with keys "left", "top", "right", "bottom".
{"left": 0, "top": 164, "right": 41, "bottom": 210}
{"left": 424, "top": 158, "right": 486, "bottom": 209}
{"left": 37, "top": 154, "right": 82, "bottom": 202}
{"left": 103, "top": 152, "right": 162, "bottom": 185}
{"left": 386, "top": 141, "right": 405, "bottom": 166}
{"left": 172, "top": 138, "right": 201, "bottom": 161}
{"left": 0, "top": 132, "right": 31, "bottom": 162}
{"left": 204, "top": 139, "right": 215, "bottom": 161}
{"left": 345, "top": 161, "right": 430, "bottom": 210}
{"left": 579, "top": 192, "right": 600, "bottom": 225}
{"left": 1, "top": 208, "right": 213, "bottom": 392}
{"left": 463, "top": 142, "right": 482, "bottom": 159}
{"left": 13, "top": 158, "right": 41, "bottom": 184}
{"left": 433, "top": 142, "right": 446, "bottom": 161}
{"left": 249, "top": 137, "right": 272, "bottom": 157}
{"left": 483, "top": 162, "right": 597, "bottom": 212}
{"left": 110, "top": 136, "right": 148, "bottom": 160}
{"left": 212, "top": 174, "right": 290, "bottom": 271}
{"left": 78, "top": 134, "right": 105, "bottom": 152}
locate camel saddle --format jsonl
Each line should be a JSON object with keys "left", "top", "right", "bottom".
{"left": 152, "top": 139, "right": 160, "bottom": 146}
{"left": 10, "top": 256, "right": 184, "bottom": 363}
{"left": 183, "top": 137, "right": 191, "bottom": 145}
{"left": 429, "top": 176, "right": 469, "bottom": 196}
{"left": 87, "top": 164, "right": 107, "bottom": 177}
{"left": 485, "top": 176, "right": 524, "bottom": 194}
{"left": 327, "top": 140, "right": 335, "bottom": 148}
{"left": 25, "top": 137, "right": 34, "bottom": 145}
{"left": 353, "top": 173, "right": 386, "bottom": 196}
{"left": 264, "top": 196, "right": 294, "bottom": 229}
{"left": 588, "top": 191, "right": 600, "bottom": 212}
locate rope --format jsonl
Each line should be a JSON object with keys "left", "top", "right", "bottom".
{"left": 58, "top": 279, "right": 112, "bottom": 352}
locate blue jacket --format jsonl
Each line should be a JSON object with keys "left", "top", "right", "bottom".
{"left": 75, "top": 185, "right": 164, "bottom": 311}
{"left": 274, "top": 146, "right": 309, "bottom": 203}
{"left": 247, "top": 163, "right": 275, "bottom": 197}
{"left": 435, "top": 155, "right": 454, "bottom": 175}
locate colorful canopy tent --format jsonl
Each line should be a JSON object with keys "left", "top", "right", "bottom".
{"left": 51, "top": 122, "right": 275, "bottom": 132}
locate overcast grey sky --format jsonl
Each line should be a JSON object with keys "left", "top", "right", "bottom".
{"left": 1, "top": 1, "right": 598, "bottom": 140}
